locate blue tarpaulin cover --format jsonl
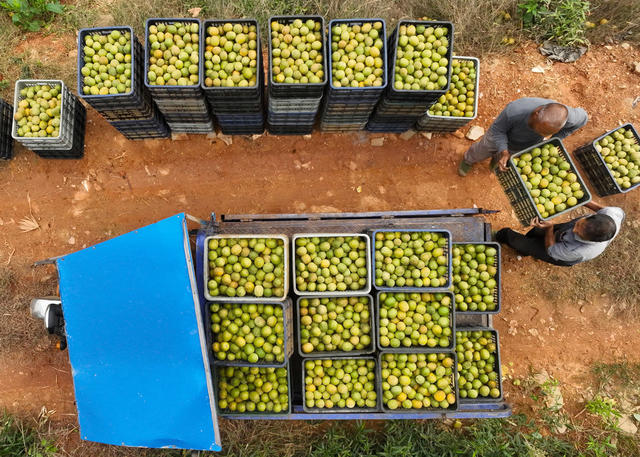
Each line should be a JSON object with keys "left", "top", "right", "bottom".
{"left": 56, "top": 213, "right": 220, "bottom": 451}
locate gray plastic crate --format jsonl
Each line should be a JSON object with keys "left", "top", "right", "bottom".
{"left": 301, "top": 356, "right": 380, "bottom": 413}
{"left": 204, "top": 234, "right": 290, "bottom": 302}
{"left": 296, "top": 294, "right": 375, "bottom": 357}
{"left": 455, "top": 326, "right": 503, "bottom": 403}
{"left": 452, "top": 242, "right": 501, "bottom": 314}
{"left": 292, "top": 233, "right": 372, "bottom": 296}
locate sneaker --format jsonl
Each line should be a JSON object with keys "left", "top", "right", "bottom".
{"left": 458, "top": 160, "right": 473, "bottom": 177}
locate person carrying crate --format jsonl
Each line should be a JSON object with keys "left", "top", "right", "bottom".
{"left": 494, "top": 201, "right": 625, "bottom": 266}
{"left": 458, "top": 98, "right": 588, "bottom": 176}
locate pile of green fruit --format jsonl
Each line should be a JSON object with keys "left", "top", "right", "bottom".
{"left": 210, "top": 303, "right": 286, "bottom": 364}
{"left": 393, "top": 23, "right": 450, "bottom": 91}
{"left": 427, "top": 59, "right": 476, "bottom": 117}
{"left": 147, "top": 22, "right": 200, "bottom": 86}
{"left": 304, "top": 358, "right": 377, "bottom": 409}
{"left": 294, "top": 235, "right": 368, "bottom": 293}
{"left": 594, "top": 127, "right": 640, "bottom": 190}
{"left": 81, "top": 30, "right": 132, "bottom": 96}
{"left": 456, "top": 330, "right": 501, "bottom": 400}
{"left": 452, "top": 244, "right": 498, "bottom": 312}
{"left": 14, "top": 84, "right": 62, "bottom": 138}
{"left": 217, "top": 366, "right": 289, "bottom": 413}
{"left": 512, "top": 143, "right": 586, "bottom": 218}
{"left": 374, "top": 231, "right": 449, "bottom": 288}
{"left": 378, "top": 292, "right": 452, "bottom": 349}
{"left": 204, "top": 22, "right": 258, "bottom": 88}
{"left": 380, "top": 353, "right": 456, "bottom": 410}
{"left": 270, "top": 18, "right": 324, "bottom": 84}
{"left": 299, "top": 296, "right": 372, "bottom": 354}
{"left": 330, "top": 21, "right": 384, "bottom": 88}
{"left": 207, "top": 237, "right": 286, "bottom": 299}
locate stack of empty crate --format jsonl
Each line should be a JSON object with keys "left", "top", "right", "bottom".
{"left": 145, "top": 18, "right": 214, "bottom": 135}
{"left": 320, "top": 19, "right": 387, "bottom": 133}
{"left": 267, "top": 16, "right": 327, "bottom": 135}
{"left": 202, "top": 19, "right": 265, "bottom": 135}
{"left": 12, "top": 80, "right": 86, "bottom": 159}
{"left": 367, "top": 20, "right": 454, "bottom": 133}
{"left": 78, "top": 26, "right": 169, "bottom": 140}
{"left": 0, "top": 98, "right": 13, "bottom": 160}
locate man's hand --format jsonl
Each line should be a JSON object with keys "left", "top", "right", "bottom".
{"left": 497, "top": 150, "right": 510, "bottom": 171}
{"left": 531, "top": 217, "right": 553, "bottom": 229}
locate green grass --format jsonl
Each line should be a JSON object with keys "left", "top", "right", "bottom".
{"left": 0, "top": 411, "right": 57, "bottom": 457}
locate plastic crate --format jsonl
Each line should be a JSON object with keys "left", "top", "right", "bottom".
{"left": 267, "top": 124, "right": 314, "bottom": 135}
{"left": 0, "top": 99, "right": 14, "bottom": 160}
{"left": 371, "top": 229, "right": 452, "bottom": 291}
{"left": 452, "top": 242, "right": 501, "bottom": 314}
{"left": 301, "top": 356, "right": 380, "bottom": 412}
{"left": 573, "top": 123, "right": 640, "bottom": 196}
{"left": 415, "top": 56, "right": 480, "bottom": 133}
{"left": 268, "top": 15, "right": 328, "bottom": 98}
{"left": 204, "top": 234, "right": 290, "bottom": 302}
{"left": 497, "top": 138, "right": 592, "bottom": 226}
{"left": 377, "top": 351, "right": 459, "bottom": 413}
{"left": 32, "top": 101, "right": 86, "bottom": 159}
{"left": 296, "top": 295, "right": 375, "bottom": 357}
{"left": 375, "top": 291, "right": 455, "bottom": 352}
{"left": 291, "top": 233, "right": 372, "bottom": 296}
{"left": 455, "top": 327, "right": 503, "bottom": 403}
{"left": 205, "top": 298, "right": 294, "bottom": 368}
{"left": 213, "top": 363, "right": 292, "bottom": 417}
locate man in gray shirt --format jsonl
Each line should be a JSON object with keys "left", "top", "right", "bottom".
{"left": 494, "top": 201, "right": 625, "bottom": 266}
{"left": 459, "top": 98, "right": 589, "bottom": 176}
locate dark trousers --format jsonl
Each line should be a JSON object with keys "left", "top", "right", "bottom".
{"left": 496, "top": 223, "right": 576, "bottom": 267}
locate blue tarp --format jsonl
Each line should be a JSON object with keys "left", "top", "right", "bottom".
{"left": 57, "top": 213, "right": 220, "bottom": 451}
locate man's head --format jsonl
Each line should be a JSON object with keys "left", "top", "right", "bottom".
{"left": 528, "top": 103, "right": 569, "bottom": 137}
{"left": 574, "top": 214, "right": 617, "bottom": 242}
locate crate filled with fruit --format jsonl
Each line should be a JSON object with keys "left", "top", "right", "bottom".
{"left": 0, "top": 98, "right": 13, "bottom": 160}
{"left": 456, "top": 328, "right": 502, "bottom": 402}
{"left": 452, "top": 243, "right": 500, "bottom": 313}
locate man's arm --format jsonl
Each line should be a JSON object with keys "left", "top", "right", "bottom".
{"left": 555, "top": 107, "right": 588, "bottom": 139}
{"left": 532, "top": 217, "right": 556, "bottom": 249}
{"left": 486, "top": 106, "right": 512, "bottom": 156}
{"left": 584, "top": 201, "right": 604, "bottom": 212}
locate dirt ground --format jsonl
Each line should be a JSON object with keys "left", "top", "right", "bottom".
{"left": 0, "top": 40, "right": 639, "bottom": 453}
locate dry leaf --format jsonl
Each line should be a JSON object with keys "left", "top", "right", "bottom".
{"left": 356, "top": 186, "right": 362, "bottom": 193}
{"left": 18, "top": 216, "right": 39, "bottom": 232}
{"left": 188, "top": 7, "right": 201, "bottom": 17}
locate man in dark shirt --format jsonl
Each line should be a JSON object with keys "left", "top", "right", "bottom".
{"left": 459, "top": 98, "right": 589, "bottom": 176}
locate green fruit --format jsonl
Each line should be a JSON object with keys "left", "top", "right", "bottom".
{"left": 148, "top": 22, "right": 200, "bottom": 86}
{"left": 378, "top": 292, "right": 452, "bottom": 349}
{"left": 304, "top": 358, "right": 377, "bottom": 409}
{"left": 204, "top": 22, "right": 258, "bottom": 87}
{"left": 452, "top": 244, "right": 498, "bottom": 312}
{"left": 595, "top": 127, "right": 640, "bottom": 190}
{"left": 456, "top": 330, "right": 501, "bottom": 400}
{"left": 299, "top": 296, "right": 372, "bottom": 353}
{"left": 374, "top": 231, "right": 449, "bottom": 288}
{"left": 216, "top": 366, "right": 289, "bottom": 413}
{"left": 381, "top": 353, "right": 456, "bottom": 410}
{"left": 295, "top": 235, "right": 368, "bottom": 292}
{"left": 14, "top": 84, "right": 62, "bottom": 138}
{"left": 330, "top": 22, "right": 384, "bottom": 88}
{"left": 207, "top": 237, "right": 286, "bottom": 299}
{"left": 82, "top": 30, "right": 133, "bottom": 95}
{"left": 427, "top": 59, "right": 476, "bottom": 118}
{"left": 210, "top": 303, "right": 286, "bottom": 363}
{"left": 271, "top": 19, "right": 324, "bottom": 84}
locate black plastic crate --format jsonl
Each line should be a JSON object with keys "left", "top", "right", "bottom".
{"left": 267, "top": 124, "right": 314, "bottom": 135}
{"left": 455, "top": 327, "right": 503, "bottom": 403}
{"left": 268, "top": 15, "right": 328, "bottom": 98}
{"left": 573, "top": 123, "right": 640, "bottom": 196}
{"left": 0, "top": 99, "right": 14, "bottom": 160}
{"left": 497, "top": 138, "right": 592, "bottom": 226}
{"left": 452, "top": 242, "right": 501, "bottom": 314}
{"left": 33, "top": 100, "right": 86, "bottom": 159}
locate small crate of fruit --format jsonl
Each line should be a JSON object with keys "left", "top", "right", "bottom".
{"left": 267, "top": 15, "right": 327, "bottom": 98}
{"left": 372, "top": 229, "right": 452, "bottom": 291}
{"left": 292, "top": 233, "right": 372, "bottom": 295}
{"left": 415, "top": 56, "right": 479, "bottom": 133}
{"left": 573, "top": 123, "right": 640, "bottom": 196}
{"left": 207, "top": 298, "right": 293, "bottom": 367}
{"left": 455, "top": 327, "right": 503, "bottom": 403}
{"left": 378, "top": 351, "right": 458, "bottom": 412}
{"left": 376, "top": 291, "right": 455, "bottom": 352}
{"left": 297, "top": 295, "right": 375, "bottom": 356}
{"left": 496, "top": 138, "right": 592, "bottom": 226}
{"left": 204, "top": 234, "right": 289, "bottom": 302}
{"left": 452, "top": 243, "right": 500, "bottom": 314}
{"left": 0, "top": 98, "right": 13, "bottom": 160}
{"left": 302, "top": 356, "right": 380, "bottom": 412}
{"left": 214, "top": 364, "right": 291, "bottom": 416}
